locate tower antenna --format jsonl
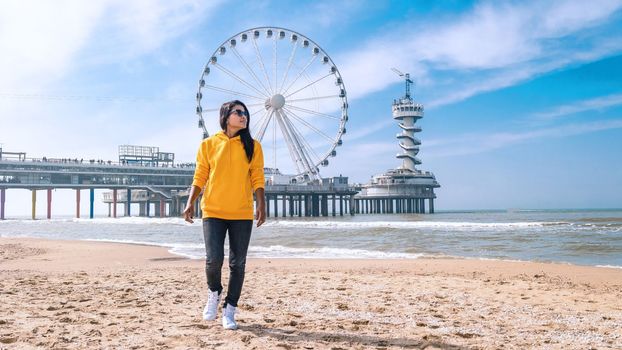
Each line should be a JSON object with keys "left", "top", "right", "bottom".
{"left": 391, "top": 68, "right": 413, "bottom": 100}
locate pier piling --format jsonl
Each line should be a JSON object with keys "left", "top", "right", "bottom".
{"left": 112, "top": 189, "right": 117, "bottom": 218}
{"left": 126, "top": 189, "right": 131, "bottom": 217}
{"left": 47, "top": 189, "right": 52, "bottom": 219}
{"left": 89, "top": 188, "right": 94, "bottom": 219}
{"left": 76, "top": 189, "right": 81, "bottom": 218}
{"left": 1, "top": 188, "right": 5, "bottom": 220}
{"left": 31, "top": 189, "right": 36, "bottom": 220}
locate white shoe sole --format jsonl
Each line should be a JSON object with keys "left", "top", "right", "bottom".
{"left": 223, "top": 323, "right": 238, "bottom": 330}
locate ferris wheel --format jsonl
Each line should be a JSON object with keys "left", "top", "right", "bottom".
{"left": 195, "top": 27, "right": 348, "bottom": 182}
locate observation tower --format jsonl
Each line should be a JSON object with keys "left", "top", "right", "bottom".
{"left": 353, "top": 69, "right": 440, "bottom": 214}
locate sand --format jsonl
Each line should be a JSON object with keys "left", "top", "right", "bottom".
{"left": 0, "top": 237, "right": 621, "bottom": 349}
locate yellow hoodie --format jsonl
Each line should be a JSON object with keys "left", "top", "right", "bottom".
{"left": 191, "top": 131, "right": 265, "bottom": 220}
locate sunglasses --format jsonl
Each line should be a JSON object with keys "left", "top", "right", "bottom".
{"left": 230, "top": 109, "right": 249, "bottom": 117}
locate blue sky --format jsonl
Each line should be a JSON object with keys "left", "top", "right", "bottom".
{"left": 1, "top": 0, "right": 622, "bottom": 214}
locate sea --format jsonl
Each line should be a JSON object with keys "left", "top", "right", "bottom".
{"left": 1, "top": 209, "right": 621, "bottom": 268}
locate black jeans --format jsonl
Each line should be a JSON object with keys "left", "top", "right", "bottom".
{"left": 202, "top": 218, "right": 253, "bottom": 307}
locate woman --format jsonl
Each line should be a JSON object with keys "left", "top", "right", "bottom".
{"left": 183, "top": 100, "right": 266, "bottom": 330}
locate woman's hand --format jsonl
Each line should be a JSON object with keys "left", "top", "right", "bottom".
{"left": 255, "top": 188, "right": 266, "bottom": 227}
{"left": 183, "top": 185, "right": 202, "bottom": 224}
{"left": 183, "top": 202, "right": 195, "bottom": 223}
{"left": 255, "top": 203, "right": 266, "bottom": 227}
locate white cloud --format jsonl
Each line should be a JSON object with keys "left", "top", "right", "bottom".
{"left": 0, "top": 0, "right": 107, "bottom": 90}
{"left": 0, "top": 1, "right": 224, "bottom": 157}
{"left": 336, "top": 0, "right": 622, "bottom": 106}
{"left": 426, "top": 119, "right": 622, "bottom": 157}
{"left": 0, "top": 0, "right": 223, "bottom": 91}
{"left": 82, "top": 0, "right": 224, "bottom": 64}
{"left": 332, "top": 118, "right": 622, "bottom": 181}
{"left": 531, "top": 93, "right": 622, "bottom": 121}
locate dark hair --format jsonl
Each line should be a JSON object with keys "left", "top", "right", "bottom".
{"left": 219, "top": 100, "right": 254, "bottom": 162}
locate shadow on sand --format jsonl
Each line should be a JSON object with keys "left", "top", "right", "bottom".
{"left": 240, "top": 323, "right": 473, "bottom": 349}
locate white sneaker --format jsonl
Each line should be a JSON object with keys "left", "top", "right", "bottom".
{"left": 222, "top": 303, "right": 238, "bottom": 330}
{"left": 202, "top": 290, "right": 220, "bottom": 321}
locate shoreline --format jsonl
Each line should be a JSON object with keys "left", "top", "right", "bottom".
{"left": 2, "top": 234, "right": 622, "bottom": 270}
{"left": 1, "top": 237, "right": 621, "bottom": 348}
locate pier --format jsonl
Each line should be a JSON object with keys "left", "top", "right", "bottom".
{"left": 1, "top": 144, "right": 437, "bottom": 219}
{"left": 0, "top": 148, "right": 358, "bottom": 219}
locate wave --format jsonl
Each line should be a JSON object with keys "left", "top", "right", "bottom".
{"left": 4, "top": 216, "right": 618, "bottom": 231}
{"left": 247, "top": 245, "right": 425, "bottom": 259}
{"left": 595, "top": 265, "right": 622, "bottom": 269}
{"left": 0, "top": 216, "right": 197, "bottom": 226}
{"left": 0, "top": 217, "right": 573, "bottom": 231}
{"left": 573, "top": 217, "right": 622, "bottom": 224}
{"left": 80, "top": 239, "right": 424, "bottom": 259}
{"left": 262, "top": 220, "right": 568, "bottom": 230}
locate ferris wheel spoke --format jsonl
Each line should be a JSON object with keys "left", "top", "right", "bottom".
{"left": 247, "top": 102, "right": 266, "bottom": 109}
{"left": 282, "top": 106, "right": 336, "bottom": 143}
{"left": 280, "top": 111, "right": 319, "bottom": 174}
{"left": 256, "top": 109, "right": 274, "bottom": 142}
{"left": 251, "top": 38, "right": 274, "bottom": 95}
{"left": 230, "top": 46, "right": 273, "bottom": 96}
{"left": 284, "top": 104, "right": 340, "bottom": 120}
{"left": 199, "top": 107, "right": 220, "bottom": 112}
{"left": 286, "top": 95, "right": 339, "bottom": 103}
{"left": 212, "top": 63, "right": 269, "bottom": 99}
{"left": 273, "top": 35, "right": 278, "bottom": 94}
{"left": 203, "top": 84, "right": 265, "bottom": 101}
{"left": 279, "top": 41, "right": 299, "bottom": 92}
{"left": 281, "top": 54, "right": 318, "bottom": 96}
{"left": 249, "top": 107, "right": 265, "bottom": 116}
{"left": 272, "top": 107, "right": 277, "bottom": 169}
{"left": 280, "top": 108, "right": 323, "bottom": 164}
{"left": 281, "top": 109, "right": 322, "bottom": 172}
{"left": 293, "top": 123, "right": 323, "bottom": 166}
{"left": 284, "top": 73, "right": 333, "bottom": 99}
{"left": 274, "top": 110, "right": 304, "bottom": 174}
{"left": 250, "top": 109, "right": 270, "bottom": 131}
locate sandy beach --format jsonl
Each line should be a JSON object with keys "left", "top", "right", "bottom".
{"left": 1, "top": 237, "right": 621, "bottom": 349}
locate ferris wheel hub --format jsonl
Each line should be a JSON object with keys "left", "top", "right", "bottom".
{"left": 265, "top": 94, "right": 286, "bottom": 110}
